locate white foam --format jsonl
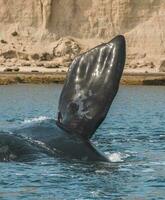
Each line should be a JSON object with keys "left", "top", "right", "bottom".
{"left": 23, "top": 116, "right": 49, "bottom": 124}
{"left": 105, "top": 152, "right": 130, "bottom": 162}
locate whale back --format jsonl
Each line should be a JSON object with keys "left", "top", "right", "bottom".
{"left": 57, "top": 35, "right": 126, "bottom": 139}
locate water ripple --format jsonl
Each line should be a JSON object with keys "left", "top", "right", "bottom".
{"left": 0, "top": 85, "right": 164, "bottom": 200}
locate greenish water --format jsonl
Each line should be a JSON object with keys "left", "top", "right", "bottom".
{"left": 0, "top": 84, "right": 164, "bottom": 200}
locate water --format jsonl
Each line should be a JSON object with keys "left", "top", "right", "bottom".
{"left": 0, "top": 84, "right": 164, "bottom": 200}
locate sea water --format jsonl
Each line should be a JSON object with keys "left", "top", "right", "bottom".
{"left": 0, "top": 84, "right": 164, "bottom": 200}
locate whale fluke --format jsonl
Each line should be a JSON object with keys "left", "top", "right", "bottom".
{"left": 57, "top": 35, "right": 126, "bottom": 139}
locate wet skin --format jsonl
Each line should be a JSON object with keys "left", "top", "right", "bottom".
{"left": 58, "top": 35, "right": 126, "bottom": 139}
{"left": 0, "top": 35, "right": 126, "bottom": 162}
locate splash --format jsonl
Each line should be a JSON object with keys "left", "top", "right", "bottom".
{"left": 23, "top": 116, "right": 50, "bottom": 124}
{"left": 105, "top": 152, "right": 130, "bottom": 162}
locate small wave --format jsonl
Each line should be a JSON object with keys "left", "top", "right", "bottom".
{"left": 23, "top": 116, "right": 50, "bottom": 124}
{"left": 142, "top": 168, "right": 155, "bottom": 173}
{"left": 105, "top": 152, "right": 130, "bottom": 162}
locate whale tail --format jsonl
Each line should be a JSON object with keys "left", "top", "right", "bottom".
{"left": 57, "top": 35, "right": 126, "bottom": 139}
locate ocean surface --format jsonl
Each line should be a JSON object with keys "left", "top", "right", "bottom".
{"left": 0, "top": 84, "right": 164, "bottom": 200}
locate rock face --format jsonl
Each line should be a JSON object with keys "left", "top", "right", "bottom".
{"left": 53, "top": 37, "right": 81, "bottom": 59}
{"left": 160, "top": 60, "right": 165, "bottom": 72}
{"left": 0, "top": 0, "right": 165, "bottom": 72}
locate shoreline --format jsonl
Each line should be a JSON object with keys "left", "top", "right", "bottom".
{"left": 0, "top": 72, "right": 165, "bottom": 85}
{"left": 121, "top": 72, "right": 165, "bottom": 85}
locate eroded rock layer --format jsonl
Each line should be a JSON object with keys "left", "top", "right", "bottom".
{"left": 0, "top": 0, "right": 165, "bottom": 72}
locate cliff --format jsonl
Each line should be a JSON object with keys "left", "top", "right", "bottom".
{"left": 0, "top": 0, "right": 165, "bottom": 72}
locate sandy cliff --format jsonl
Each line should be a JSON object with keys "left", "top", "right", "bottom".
{"left": 0, "top": 0, "right": 165, "bottom": 72}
